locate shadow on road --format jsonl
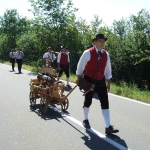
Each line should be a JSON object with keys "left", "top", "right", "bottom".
{"left": 30, "top": 103, "right": 128, "bottom": 150}
{"left": 62, "top": 118, "right": 125, "bottom": 150}
{"left": 14, "top": 72, "right": 23, "bottom": 74}
{"left": 64, "top": 85, "right": 72, "bottom": 91}
{"left": 29, "top": 104, "right": 69, "bottom": 121}
{"left": 106, "top": 134, "right": 129, "bottom": 148}
{"left": 27, "top": 72, "right": 38, "bottom": 76}
{"left": 83, "top": 129, "right": 128, "bottom": 150}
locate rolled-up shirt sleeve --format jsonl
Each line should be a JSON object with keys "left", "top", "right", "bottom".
{"left": 68, "top": 53, "right": 70, "bottom": 62}
{"left": 52, "top": 54, "right": 56, "bottom": 61}
{"left": 104, "top": 52, "right": 112, "bottom": 80}
{"left": 76, "top": 50, "right": 90, "bottom": 75}
{"left": 43, "top": 53, "right": 47, "bottom": 58}
{"left": 22, "top": 52, "right": 24, "bottom": 57}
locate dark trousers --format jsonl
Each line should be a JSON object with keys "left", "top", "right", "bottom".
{"left": 11, "top": 58, "right": 15, "bottom": 71}
{"left": 17, "top": 59, "right": 23, "bottom": 73}
{"left": 58, "top": 64, "right": 69, "bottom": 78}
{"left": 83, "top": 75, "right": 109, "bottom": 109}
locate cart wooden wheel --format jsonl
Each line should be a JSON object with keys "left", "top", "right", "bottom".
{"left": 40, "top": 97, "right": 48, "bottom": 113}
{"left": 61, "top": 98, "right": 69, "bottom": 111}
{"left": 29, "top": 91, "right": 36, "bottom": 106}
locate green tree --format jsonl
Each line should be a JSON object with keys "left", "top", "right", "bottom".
{"left": 0, "top": 9, "right": 31, "bottom": 60}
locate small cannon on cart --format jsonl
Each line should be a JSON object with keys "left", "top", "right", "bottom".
{"left": 29, "top": 67, "right": 77, "bottom": 113}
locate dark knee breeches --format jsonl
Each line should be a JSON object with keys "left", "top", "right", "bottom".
{"left": 58, "top": 64, "right": 69, "bottom": 78}
{"left": 83, "top": 86, "right": 109, "bottom": 109}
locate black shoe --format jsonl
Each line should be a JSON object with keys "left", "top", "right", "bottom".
{"left": 66, "top": 84, "right": 71, "bottom": 87}
{"left": 105, "top": 125, "right": 119, "bottom": 134}
{"left": 79, "top": 87, "right": 82, "bottom": 90}
{"left": 83, "top": 120, "right": 91, "bottom": 129}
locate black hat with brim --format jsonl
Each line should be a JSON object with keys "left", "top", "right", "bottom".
{"left": 92, "top": 34, "right": 108, "bottom": 42}
{"left": 47, "top": 46, "right": 52, "bottom": 49}
{"left": 61, "top": 45, "right": 66, "bottom": 49}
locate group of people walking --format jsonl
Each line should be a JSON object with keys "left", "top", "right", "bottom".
{"left": 43, "top": 45, "right": 71, "bottom": 87}
{"left": 10, "top": 33, "right": 119, "bottom": 134}
{"left": 42, "top": 33, "right": 119, "bottom": 134}
{"left": 9, "top": 48, "right": 24, "bottom": 73}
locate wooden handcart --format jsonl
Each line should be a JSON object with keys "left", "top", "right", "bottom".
{"left": 29, "top": 67, "right": 77, "bottom": 113}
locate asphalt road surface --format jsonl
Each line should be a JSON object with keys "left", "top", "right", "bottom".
{"left": 0, "top": 63, "right": 150, "bottom": 150}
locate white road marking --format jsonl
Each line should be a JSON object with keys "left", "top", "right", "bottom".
{"left": 49, "top": 105, "right": 130, "bottom": 150}
{"left": 108, "top": 93, "right": 150, "bottom": 107}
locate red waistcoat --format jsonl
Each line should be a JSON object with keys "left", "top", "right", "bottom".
{"left": 60, "top": 52, "right": 69, "bottom": 65}
{"left": 83, "top": 47, "right": 107, "bottom": 80}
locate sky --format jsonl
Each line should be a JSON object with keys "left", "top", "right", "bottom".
{"left": 0, "top": 0, "right": 150, "bottom": 27}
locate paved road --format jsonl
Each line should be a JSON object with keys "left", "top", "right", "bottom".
{"left": 0, "top": 63, "right": 150, "bottom": 150}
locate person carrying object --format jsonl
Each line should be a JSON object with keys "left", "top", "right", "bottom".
{"left": 76, "top": 34, "right": 119, "bottom": 134}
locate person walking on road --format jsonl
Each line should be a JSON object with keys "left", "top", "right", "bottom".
{"left": 15, "top": 48, "right": 24, "bottom": 74}
{"left": 57, "top": 46, "right": 71, "bottom": 87}
{"left": 76, "top": 34, "right": 119, "bottom": 134}
{"left": 43, "top": 46, "right": 56, "bottom": 68}
{"left": 9, "top": 49, "right": 16, "bottom": 71}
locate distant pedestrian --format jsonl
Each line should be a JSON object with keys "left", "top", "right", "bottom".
{"left": 57, "top": 46, "right": 70, "bottom": 87}
{"left": 9, "top": 49, "right": 16, "bottom": 71}
{"left": 15, "top": 48, "right": 24, "bottom": 74}
{"left": 43, "top": 46, "right": 56, "bottom": 68}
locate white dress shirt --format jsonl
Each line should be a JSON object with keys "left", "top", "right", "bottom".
{"left": 76, "top": 46, "right": 112, "bottom": 80}
{"left": 43, "top": 52, "right": 56, "bottom": 62}
{"left": 15, "top": 51, "right": 24, "bottom": 59}
{"left": 57, "top": 52, "right": 70, "bottom": 63}
{"left": 9, "top": 52, "right": 16, "bottom": 58}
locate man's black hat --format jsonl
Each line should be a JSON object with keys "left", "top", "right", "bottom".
{"left": 87, "top": 44, "right": 93, "bottom": 49}
{"left": 61, "top": 45, "right": 66, "bottom": 49}
{"left": 92, "top": 34, "right": 108, "bottom": 42}
{"left": 47, "top": 46, "right": 52, "bottom": 49}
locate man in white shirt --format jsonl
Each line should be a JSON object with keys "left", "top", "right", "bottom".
{"left": 76, "top": 34, "right": 119, "bottom": 134}
{"left": 57, "top": 46, "right": 70, "bottom": 86}
{"left": 15, "top": 48, "right": 24, "bottom": 74}
{"left": 43, "top": 46, "right": 56, "bottom": 68}
{"left": 9, "top": 49, "right": 16, "bottom": 71}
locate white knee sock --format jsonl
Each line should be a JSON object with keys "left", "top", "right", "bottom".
{"left": 83, "top": 107, "right": 89, "bottom": 120}
{"left": 66, "top": 78, "right": 69, "bottom": 85}
{"left": 102, "top": 109, "right": 111, "bottom": 128}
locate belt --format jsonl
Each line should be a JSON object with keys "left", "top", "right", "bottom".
{"left": 84, "top": 75, "right": 104, "bottom": 83}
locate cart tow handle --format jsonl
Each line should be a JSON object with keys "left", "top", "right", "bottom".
{"left": 63, "top": 84, "right": 78, "bottom": 100}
